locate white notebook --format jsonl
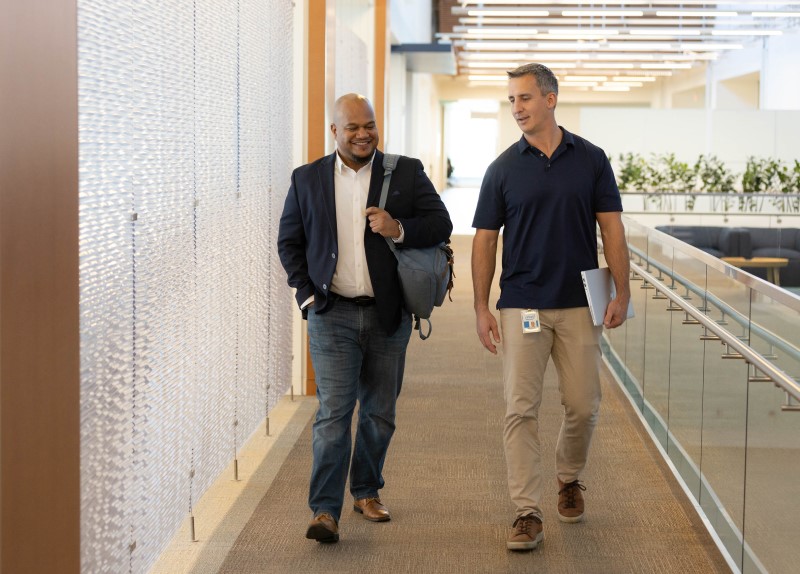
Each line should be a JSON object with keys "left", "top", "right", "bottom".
{"left": 581, "top": 267, "right": 635, "bottom": 327}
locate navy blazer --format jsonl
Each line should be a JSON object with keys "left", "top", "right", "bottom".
{"left": 277, "top": 150, "right": 452, "bottom": 335}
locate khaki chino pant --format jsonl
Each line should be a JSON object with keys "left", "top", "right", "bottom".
{"left": 499, "top": 307, "right": 603, "bottom": 520}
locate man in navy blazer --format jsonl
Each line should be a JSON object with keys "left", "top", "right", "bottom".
{"left": 277, "top": 93, "right": 451, "bottom": 543}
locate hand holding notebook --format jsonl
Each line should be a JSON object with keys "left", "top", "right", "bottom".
{"left": 581, "top": 267, "right": 635, "bottom": 327}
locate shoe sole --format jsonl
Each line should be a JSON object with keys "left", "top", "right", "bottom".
{"left": 353, "top": 505, "right": 391, "bottom": 522}
{"left": 557, "top": 513, "right": 584, "bottom": 523}
{"left": 506, "top": 532, "right": 544, "bottom": 551}
{"left": 306, "top": 524, "right": 339, "bottom": 543}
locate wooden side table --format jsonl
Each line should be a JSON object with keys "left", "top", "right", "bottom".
{"left": 720, "top": 257, "right": 790, "bottom": 286}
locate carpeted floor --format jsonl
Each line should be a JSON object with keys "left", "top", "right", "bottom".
{"left": 215, "top": 235, "right": 729, "bottom": 574}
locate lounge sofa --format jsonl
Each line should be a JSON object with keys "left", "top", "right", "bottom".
{"left": 655, "top": 226, "right": 800, "bottom": 287}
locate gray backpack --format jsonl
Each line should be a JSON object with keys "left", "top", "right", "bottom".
{"left": 379, "top": 154, "right": 454, "bottom": 340}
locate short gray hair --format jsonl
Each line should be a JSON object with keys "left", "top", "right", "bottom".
{"left": 507, "top": 63, "right": 558, "bottom": 96}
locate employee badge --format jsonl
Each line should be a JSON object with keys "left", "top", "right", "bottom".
{"left": 521, "top": 309, "right": 541, "bottom": 333}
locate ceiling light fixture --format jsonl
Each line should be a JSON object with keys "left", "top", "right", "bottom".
{"left": 466, "top": 10, "right": 549, "bottom": 17}
{"left": 584, "top": 63, "right": 635, "bottom": 69}
{"left": 543, "top": 33, "right": 619, "bottom": 40}
{"left": 565, "top": 75, "right": 608, "bottom": 82}
{"left": 536, "top": 42, "right": 602, "bottom": 50}
{"left": 612, "top": 76, "right": 657, "bottom": 82}
{"left": 561, "top": 10, "right": 644, "bottom": 17}
{"left": 547, "top": 28, "right": 620, "bottom": 36}
{"left": 604, "top": 42, "right": 673, "bottom": 50}
{"left": 752, "top": 11, "right": 800, "bottom": 18}
{"left": 451, "top": 1, "right": 797, "bottom": 95}
{"left": 466, "top": 28, "right": 538, "bottom": 35}
{"left": 463, "top": 43, "right": 530, "bottom": 50}
{"left": 670, "top": 43, "right": 743, "bottom": 51}
{"left": 630, "top": 29, "right": 702, "bottom": 36}
{"left": 711, "top": 29, "right": 783, "bottom": 36}
{"left": 656, "top": 10, "right": 737, "bottom": 18}
{"left": 640, "top": 62, "right": 693, "bottom": 69}
{"left": 605, "top": 83, "right": 645, "bottom": 89}
{"left": 461, "top": 61, "right": 520, "bottom": 68}
{"left": 538, "top": 62, "right": 579, "bottom": 69}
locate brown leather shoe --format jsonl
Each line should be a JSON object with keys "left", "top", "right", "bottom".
{"left": 506, "top": 514, "right": 543, "bottom": 551}
{"left": 353, "top": 497, "right": 391, "bottom": 522}
{"left": 557, "top": 479, "right": 586, "bottom": 523}
{"left": 306, "top": 512, "right": 339, "bottom": 543}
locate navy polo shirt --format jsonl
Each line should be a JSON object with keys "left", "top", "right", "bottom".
{"left": 472, "top": 128, "right": 622, "bottom": 310}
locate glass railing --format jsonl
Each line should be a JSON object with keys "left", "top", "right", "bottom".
{"left": 619, "top": 192, "right": 800, "bottom": 218}
{"left": 602, "top": 217, "right": 800, "bottom": 574}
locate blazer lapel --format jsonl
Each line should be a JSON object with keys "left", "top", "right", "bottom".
{"left": 318, "top": 152, "right": 337, "bottom": 238}
{"left": 366, "top": 150, "right": 386, "bottom": 208}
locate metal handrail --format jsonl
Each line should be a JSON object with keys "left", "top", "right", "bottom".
{"left": 619, "top": 191, "right": 800, "bottom": 215}
{"left": 621, "top": 192, "right": 800, "bottom": 199}
{"left": 624, "top": 218, "right": 800, "bottom": 309}
{"left": 628, "top": 244, "right": 800, "bottom": 366}
{"left": 631, "top": 260, "right": 800, "bottom": 403}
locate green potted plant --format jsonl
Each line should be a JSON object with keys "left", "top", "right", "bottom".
{"left": 614, "top": 152, "right": 654, "bottom": 210}
{"left": 742, "top": 157, "right": 785, "bottom": 212}
{"left": 615, "top": 152, "right": 648, "bottom": 192}
{"left": 695, "top": 154, "right": 736, "bottom": 212}
{"left": 642, "top": 153, "right": 669, "bottom": 210}
{"left": 661, "top": 153, "right": 696, "bottom": 210}
{"left": 776, "top": 159, "right": 800, "bottom": 213}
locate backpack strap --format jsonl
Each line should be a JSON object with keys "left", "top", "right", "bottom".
{"left": 380, "top": 153, "right": 427, "bottom": 338}
{"left": 379, "top": 153, "right": 399, "bottom": 210}
{"left": 379, "top": 153, "right": 401, "bottom": 253}
{"left": 417, "top": 317, "right": 432, "bottom": 340}
{"left": 382, "top": 152, "right": 400, "bottom": 176}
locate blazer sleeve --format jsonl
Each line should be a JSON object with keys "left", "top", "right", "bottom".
{"left": 277, "top": 169, "right": 315, "bottom": 308}
{"left": 394, "top": 159, "right": 453, "bottom": 249}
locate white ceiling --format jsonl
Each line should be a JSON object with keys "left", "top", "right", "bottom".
{"left": 437, "top": 1, "right": 800, "bottom": 96}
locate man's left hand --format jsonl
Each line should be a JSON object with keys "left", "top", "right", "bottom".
{"left": 603, "top": 295, "right": 630, "bottom": 329}
{"left": 365, "top": 207, "right": 401, "bottom": 238}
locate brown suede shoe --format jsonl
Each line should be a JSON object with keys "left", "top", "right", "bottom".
{"left": 557, "top": 479, "right": 587, "bottom": 523}
{"left": 353, "top": 497, "right": 391, "bottom": 522}
{"left": 306, "top": 512, "right": 339, "bottom": 543}
{"left": 506, "top": 514, "right": 543, "bottom": 551}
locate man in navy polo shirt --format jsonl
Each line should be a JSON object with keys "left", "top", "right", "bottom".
{"left": 471, "top": 63, "right": 631, "bottom": 551}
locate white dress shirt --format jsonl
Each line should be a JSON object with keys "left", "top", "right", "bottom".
{"left": 330, "top": 150, "right": 375, "bottom": 298}
{"left": 300, "top": 150, "right": 405, "bottom": 309}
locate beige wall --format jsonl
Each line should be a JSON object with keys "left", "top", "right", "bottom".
{"left": 578, "top": 108, "right": 800, "bottom": 173}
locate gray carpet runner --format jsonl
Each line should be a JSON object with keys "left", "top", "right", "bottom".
{"left": 216, "top": 235, "right": 728, "bottom": 574}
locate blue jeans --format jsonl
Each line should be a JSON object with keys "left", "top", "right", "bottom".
{"left": 306, "top": 301, "right": 412, "bottom": 522}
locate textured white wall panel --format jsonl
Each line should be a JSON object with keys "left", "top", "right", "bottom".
{"left": 79, "top": 2, "right": 136, "bottom": 571}
{"left": 193, "top": 0, "right": 240, "bottom": 514}
{"left": 129, "top": 2, "right": 197, "bottom": 571}
{"left": 238, "top": 0, "right": 271, "bottom": 449}
{"left": 78, "top": 0, "right": 295, "bottom": 572}
{"left": 269, "top": 0, "right": 295, "bottom": 418}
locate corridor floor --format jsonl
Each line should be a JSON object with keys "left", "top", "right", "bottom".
{"left": 155, "top": 235, "right": 730, "bottom": 573}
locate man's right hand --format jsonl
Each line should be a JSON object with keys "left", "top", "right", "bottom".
{"left": 475, "top": 307, "right": 501, "bottom": 354}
